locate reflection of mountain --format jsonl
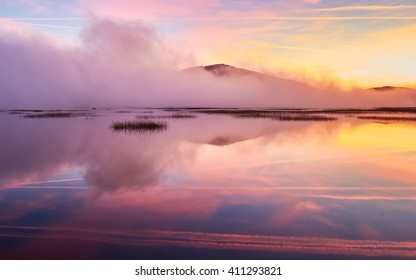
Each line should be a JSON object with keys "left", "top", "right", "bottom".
{"left": 0, "top": 111, "right": 343, "bottom": 192}
{"left": 208, "top": 136, "right": 241, "bottom": 146}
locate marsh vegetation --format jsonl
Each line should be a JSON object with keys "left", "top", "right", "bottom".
{"left": 7, "top": 109, "right": 96, "bottom": 118}
{"left": 178, "top": 109, "right": 338, "bottom": 121}
{"left": 136, "top": 113, "right": 196, "bottom": 120}
{"left": 111, "top": 120, "right": 168, "bottom": 133}
{"left": 357, "top": 116, "right": 416, "bottom": 122}
{"left": 160, "top": 107, "right": 416, "bottom": 122}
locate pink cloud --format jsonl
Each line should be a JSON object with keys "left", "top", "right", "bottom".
{"left": 303, "top": 0, "right": 322, "bottom": 4}
{"left": 79, "top": 0, "right": 223, "bottom": 19}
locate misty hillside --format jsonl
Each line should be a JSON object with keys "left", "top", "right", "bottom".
{"left": 185, "top": 64, "right": 273, "bottom": 79}
{"left": 181, "top": 64, "right": 416, "bottom": 107}
{"left": 370, "top": 86, "right": 415, "bottom": 91}
{"left": 187, "top": 64, "right": 416, "bottom": 94}
{"left": 184, "top": 64, "right": 318, "bottom": 94}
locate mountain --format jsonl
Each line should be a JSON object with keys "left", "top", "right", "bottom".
{"left": 186, "top": 64, "right": 416, "bottom": 93}
{"left": 183, "top": 63, "right": 319, "bottom": 95}
{"left": 184, "top": 64, "right": 273, "bottom": 79}
{"left": 179, "top": 64, "right": 324, "bottom": 107}
{"left": 370, "top": 86, "right": 414, "bottom": 91}
{"left": 183, "top": 64, "right": 416, "bottom": 107}
{"left": 185, "top": 64, "right": 308, "bottom": 84}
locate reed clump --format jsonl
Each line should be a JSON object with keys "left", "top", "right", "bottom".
{"left": 111, "top": 120, "right": 168, "bottom": 133}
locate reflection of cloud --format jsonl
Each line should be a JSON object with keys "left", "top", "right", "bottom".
{"left": 0, "top": 190, "right": 86, "bottom": 227}
{"left": 10, "top": 178, "right": 84, "bottom": 186}
{"left": 0, "top": 114, "right": 181, "bottom": 193}
{"left": 358, "top": 223, "right": 384, "bottom": 240}
{"left": 1, "top": 110, "right": 346, "bottom": 192}
{"left": 1, "top": 225, "right": 416, "bottom": 258}
{"left": 84, "top": 152, "right": 164, "bottom": 192}
{"left": 269, "top": 199, "right": 327, "bottom": 230}
{"left": 2, "top": 112, "right": 416, "bottom": 197}
{"left": 310, "top": 195, "right": 416, "bottom": 201}
{"left": 294, "top": 201, "right": 323, "bottom": 212}
{"left": 0, "top": 118, "right": 84, "bottom": 186}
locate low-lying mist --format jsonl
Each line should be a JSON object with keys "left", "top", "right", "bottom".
{"left": 1, "top": 18, "right": 416, "bottom": 109}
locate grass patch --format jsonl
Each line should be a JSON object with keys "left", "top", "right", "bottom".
{"left": 187, "top": 107, "right": 416, "bottom": 121}
{"left": 10, "top": 109, "right": 48, "bottom": 113}
{"left": 162, "top": 107, "right": 215, "bottom": 112}
{"left": 168, "top": 113, "right": 197, "bottom": 119}
{"left": 190, "top": 109, "right": 264, "bottom": 115}
{"left": 189, "top": 107, "right": 416, "bottom": 116}
{"left": 357, "top": 116, "right": 416, "bottom": 122}
{"left": 23, "top": 112, "right": 93, "bottom": 118}
{"left": 111, "top": 120, "right": 168, "bottom": 133}
{"left": 373, "top": 107, "right": 416, "bottom": 113}
{"left": 9, "top": 109, "right": 95, "bottom": 118}
{"left": 273, "top": 114, "right": 337, "bottom": 121}
{"left": 316, "top": 108, "right": 416, "bottom": 115}
{"left": 24, "top": 112, "right": 72, "bottom": 118}
{"left": 188, "top": 109, "right": 337, "bottom": 121}
{"left": 136, "top": 113, "right": 196, "bottom": 119}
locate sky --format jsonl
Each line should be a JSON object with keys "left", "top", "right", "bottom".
{"left": 1, "top": 0, "right": 416, "bottom": 88}
{"left": 1, "top": 0, "right": 416, "bottom": 110}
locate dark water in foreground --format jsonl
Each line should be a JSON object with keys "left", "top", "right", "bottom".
{"left": 1, "top": 108, "right": 416, "bottom": 259}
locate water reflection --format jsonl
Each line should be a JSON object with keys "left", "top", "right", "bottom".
{"left": 0, "top": 109, "right": 416, "bottom": 259}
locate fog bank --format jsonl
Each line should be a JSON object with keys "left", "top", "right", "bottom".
{"left": 1, "top": 18, "right": 415, "bottom": 109}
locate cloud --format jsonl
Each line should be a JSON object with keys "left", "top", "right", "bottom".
{"left": 79, "top": 0, "right": 222, "bottom": 20}
{"left": 303, "top": 0, "right": 322, "bottom": 4}
{"left": 0, "top": 18, "right": 174, "bottom": 108}
{"left": 0, "top": 17, "right": 415, "bottom": 110}
{"left": 0, "top": 17, "right": 281, "bottom": 108}
{"left": 313, "top": 5, "right": 416, "bottom": 12}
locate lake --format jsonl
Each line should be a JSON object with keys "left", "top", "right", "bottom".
{"left": 1, "top": 108, "right": 416, "bottom": 259}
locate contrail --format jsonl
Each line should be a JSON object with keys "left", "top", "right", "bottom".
{"left": 151, "top": 16, "right": 416, "bottom": 21}
{"left": 9, "top": 178, "right": 84, "bottom": 186}
{"left": 0, "top": 17, "right": 85, "bottom": 21}
{"left": 0, "top": 21, "right": 81, "bottom": 29}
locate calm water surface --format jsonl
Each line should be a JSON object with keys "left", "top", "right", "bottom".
{"left": 1, "top": 109, "right": 416, "bottom": 259}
